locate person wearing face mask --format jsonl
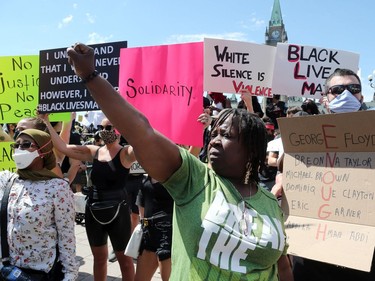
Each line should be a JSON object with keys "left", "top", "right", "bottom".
{"left": 14, "top": 115, "right": 79, "bottom": 181}
{"left": 42, "top": 115, "right": 136, "bottom": 281}
{"left": 0, "top": 129, "right": 78, "bottom": 280}
{"left": 321, "top": 68, "right": 365, "bottom": 114}
{"left": 273, "top": 68, "right": 374, "bottom": 281}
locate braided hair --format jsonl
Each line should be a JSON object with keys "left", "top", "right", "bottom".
{"left": 211, "top": 108, "right": 267, "bottom": 183}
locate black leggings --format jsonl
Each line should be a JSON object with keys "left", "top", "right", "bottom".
{"left": 85, "top": 201, "right": 132, "bottom": 251}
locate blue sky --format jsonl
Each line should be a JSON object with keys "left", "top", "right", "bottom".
{"left": 1, "top": 0, "right": 375, "bottom": 101}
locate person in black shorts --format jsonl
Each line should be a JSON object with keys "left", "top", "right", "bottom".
{"left": 44, "top": 117, "right": 136, "bottom": 281}
{"left": 135, "top": 176, "right": 173, "bottom": 281}
{"left": 108, "top": 170, "right": 144, "bottom": 263}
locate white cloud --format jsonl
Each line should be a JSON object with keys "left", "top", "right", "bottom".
{"left": 164, "top": 32, "right": 248, "bottom": 44}
{"left": 239, "top": 13, "right": 266, "bottom": 31}
{"left": 251, "top": 17, "right": 265, "bottom": 27}
{"left": 86, "top": 13, "right": 95, "bottom": 24}
{"left": 73, "top": 3, "right": 78, "bottom": 9}
{"left": 58, "top": 15, "right": 73, "bottom": 29}
{"left": 86, "top": 33, "right": 113, "bottom": 44}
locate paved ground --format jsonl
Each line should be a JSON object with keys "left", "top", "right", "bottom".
{"left": 74, "top": 222, "right": 162, "bottom": 281}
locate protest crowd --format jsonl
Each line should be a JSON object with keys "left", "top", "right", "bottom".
{"left": 1, "top": 67, "right": 375, "bottom": 280}
{"left": 0, "top": 38, "right": 374, "bottom": 281}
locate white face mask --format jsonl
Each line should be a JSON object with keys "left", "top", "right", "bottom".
{"left": 328, "top": 89, "right": 361, "bottom": 113}
{"left": 12, "top": 148, "right": 40, "bottom": 169}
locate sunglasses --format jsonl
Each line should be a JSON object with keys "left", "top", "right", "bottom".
{"left": 11, "top": 141, "right": 38, "bottom": 150}
{"left": 97, "top": 125, "right": 114, "bottom": 131}
{"left": 328, "top": 84, "right": 361, "bottom": 95}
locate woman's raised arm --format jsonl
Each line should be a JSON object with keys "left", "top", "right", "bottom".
{"left": 41, "top": 114, "right": 94, "bottom": 162}
{"left": 67, "top": 43, "right": 181, "bottom": 182}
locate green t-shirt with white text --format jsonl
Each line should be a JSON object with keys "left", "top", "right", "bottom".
{"left": 163, "top": 148, "right": 288, "bottom": 281}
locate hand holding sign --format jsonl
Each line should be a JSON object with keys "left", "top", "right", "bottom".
{"left": 197, "top": 112, "right": 212, "bottom": 129}
{"left": 239, "top": 89, "right": 254, "bottom": 113}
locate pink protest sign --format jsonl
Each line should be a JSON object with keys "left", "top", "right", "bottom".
{"left": 119, "top": 42, "right": 203, "bottom": 147}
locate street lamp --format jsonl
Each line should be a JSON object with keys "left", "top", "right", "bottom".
{"left": 368, "top": 71, "right": 375, "bottom": 102}
{"left": 368, "top": 71, "right": 375, "bottom": 87}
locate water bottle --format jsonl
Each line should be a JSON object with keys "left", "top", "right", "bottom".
{"left": 1, "top": 266, "right": 32, "bottom": 281}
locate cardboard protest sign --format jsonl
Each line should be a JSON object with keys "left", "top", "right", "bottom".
{"left": 119, "top": 42, "right": 203, "bottom": 147}
{"left": 278, "top": 111, "right": 375, "bottom": 271}
{"left": 0, "top": 142, "right": 16, "bottom": 172}
{"left": 39, "top": 41, "right": 127, "bottom": 113}
{"left": 272, "top": 43, "right": 359, "bottom": 98}
{"left": 204, "top": 38, "right": 276, "bottom": 96}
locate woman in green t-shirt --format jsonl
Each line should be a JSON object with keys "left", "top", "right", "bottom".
{"left": 66, "top": 42, "right": 293, "bottom": 281}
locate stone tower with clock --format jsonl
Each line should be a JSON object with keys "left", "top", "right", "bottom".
{"left": 263, "top": 0, "right": 291, "bottom": 108}
{"left": 265, "top": 0, "right": 288, "bottom": 46}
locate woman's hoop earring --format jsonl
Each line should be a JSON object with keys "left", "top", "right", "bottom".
{"left": 244, "top": 162, "right": 251, "bottom": 185}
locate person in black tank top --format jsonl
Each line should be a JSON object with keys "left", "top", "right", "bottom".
{"left": 91, "top": 147, "right": 130, "bottom": 193}
{"left": 44, "top": 117, "right": 136, "bottom": 281}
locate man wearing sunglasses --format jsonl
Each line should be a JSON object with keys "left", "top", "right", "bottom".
{"left": 322, "top": 68, "right": 364, "bottom": 113}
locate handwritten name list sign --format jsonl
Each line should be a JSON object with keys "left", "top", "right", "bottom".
{"left": 272, "top": 43, "right": 359, "bottom": 98}
{"left": 204, "top": 38, "right": 275, "bottom": 96}
{"left": 278, "top": 111, "right": 375, "bottom": 271}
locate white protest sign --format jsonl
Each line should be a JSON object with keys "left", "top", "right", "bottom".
{"left": 204, "top": 38, "right": 276, "bottom": 96}
{"left": 129, "top": 161, "right": 145, "bottom": 174}
{"left": 272, "top": 43, "right": 359, "bottom": 98}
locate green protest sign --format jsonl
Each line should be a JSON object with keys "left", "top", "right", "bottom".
{"left": 0, "top": 55, "right": 69, "bottom": 124}
{"left": 0, "top": 142, "right": 16, "bottom": 172}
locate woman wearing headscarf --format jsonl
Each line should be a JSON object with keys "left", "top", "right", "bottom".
{"left": 0, "top": 129, "right": 79, "bottom": 280}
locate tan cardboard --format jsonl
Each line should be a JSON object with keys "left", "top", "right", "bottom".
{"left": 278, "top": 111, "right": 375, "bottom": 153}
{"left": 278, "top": 111, "right": 375, "bottom": 271}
